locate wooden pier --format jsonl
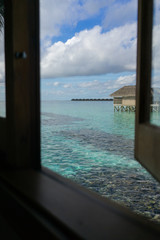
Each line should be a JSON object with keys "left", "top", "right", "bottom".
{"left": 150, "top": 104, "right": 160, "bottom": 112}
{"left": 114, "top": 104, "right": 160, "bottom": 112}
{"left": 71, "top": 99, "right": 113, "bottom": 101}
{"left": 114, "top": 105, "right": 136, "bottom": 112}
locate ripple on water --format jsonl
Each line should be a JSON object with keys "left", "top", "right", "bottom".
{"left": 41, "top": 103, "right": 160, "bottom": 223}
{"left": 70, "top": 166, "right": 160, "bottom": 223}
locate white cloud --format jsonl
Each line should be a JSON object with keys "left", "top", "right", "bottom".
{"left": 41, "top": 23, "right": 137, "bottom": 78}
{"left": 103, "top": 0, "right": 138, "bottom": 29}
{"left": 115, "top": 74, "right": 136, "bottom": 85}
{"left": 108, "top": 74, "right": 136, "bottom": 90}
{"left": 40, "top": 0, "right": 110, "bottom": 40}
{"left": 40, "top": 0, "right": 139, "bottom": 43}
{"left": 41, "top": 73, "right": 136, "bottom": 100}
{"left": 78, "top": 74, "right": 136, "bottom": 92}
{"left": 80, "top": 0, "right": 112, "bottom": 16}
{"left": 150, "top": 23, "right": 160, "bottom": 90}
{"left": 0, "top": 59, "right": 5, "bottom": 83}
{"left": 46, "top": 81, "right": 60, "bottom": 86}
{"left": 63, "top": 83, "right": 73, "bottom": 88}
{"left": 79, "top": 80, "right": 100, "bottom": 88}
{"left": 0, "top": 33, "right": 5, "bottom": 83}
{"left": 53, "top": 81, "right": 60, "bottom": 86}
{"left": 152, "top": 25, "right": 160, "bottom": 70}
{"left": 0, "top": 71, "right": 4, "bottom": 82}
{"left": 154, "top": 0, "right": 160, "bottom": 25}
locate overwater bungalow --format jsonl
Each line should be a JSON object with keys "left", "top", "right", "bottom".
{"left": 110, "top": 86, "right": 136, "bottom": 112}
{"left": 110, "top": 86, "right": 160, "bottom": 112}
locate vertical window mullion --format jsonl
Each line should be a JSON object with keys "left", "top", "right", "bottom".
{"left": 5, "top": 0, "right": 40, "bottom": 169}
{"left": 135, "top": 0, "right": 160, "bottom": 183}
{"left": 136, "top": 0, "right": 153, "bottom": 125}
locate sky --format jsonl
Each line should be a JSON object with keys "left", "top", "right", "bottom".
{"left": 0, "top": 0, "right": 160, "bottom": 101}
{"left": 40, "top": 0, "right": 138, "bottom": 100}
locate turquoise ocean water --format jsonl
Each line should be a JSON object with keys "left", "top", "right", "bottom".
{"left": 41, "top": 101, "right": 160, "bottom": 222}
{"left": 42, "top": 101, "right": 136, "bottom": 173}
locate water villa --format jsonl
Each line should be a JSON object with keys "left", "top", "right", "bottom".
{"left": 110, "top": 86, "right": 136, "bottom": 112}
{"left": 110, "top": 86, "right": 160, "bottom": 112}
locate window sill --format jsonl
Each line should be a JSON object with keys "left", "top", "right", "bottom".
{"left": 0, "top": 167, "right": 160, "bottom": 239}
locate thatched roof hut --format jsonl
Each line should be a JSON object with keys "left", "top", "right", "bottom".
{"left": 110, "top": 86, "right": 136, "bottom": 109}
{"left": 110, "top": 86, "right": 136, "bottom": 98}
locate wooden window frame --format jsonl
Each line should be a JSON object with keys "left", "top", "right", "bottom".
{"left": 0, "top": 118, "right": 6, "bottom": 156}
{"left": 0, "top": 0, "right": 160, "bottom": 238}
{"left": 135, "top": 0, "right": 160, "bottom": 183}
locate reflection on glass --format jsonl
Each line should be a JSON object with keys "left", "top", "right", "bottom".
{"left": 150, "top": 0, "right": 160, "bottom": 125}
{"left": 0, "top": 1, "right": 5, "bottom": 117}
{"left": 41, "top": 0, "right": 160, "bottom": 223}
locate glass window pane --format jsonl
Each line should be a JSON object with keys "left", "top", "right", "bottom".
{"left": 40, "top": 0, "right": 160, "bottom": 224}
{"left": 150, "top": 0, "right": 160, "bottom": 125}
{"left": 0, "top": 0, "right": 5, "bottom": 117}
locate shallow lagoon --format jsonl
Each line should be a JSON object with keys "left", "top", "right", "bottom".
{"left": 41, "top": 101, "right": 160, "bottom": 223}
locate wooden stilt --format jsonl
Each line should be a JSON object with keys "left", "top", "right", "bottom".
{"left": 113, "top": 105, "right": 136, "bottom": 112}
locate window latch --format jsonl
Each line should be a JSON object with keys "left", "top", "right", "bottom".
{"left": 15, "top": 52, "right": 27, "bottom": 59}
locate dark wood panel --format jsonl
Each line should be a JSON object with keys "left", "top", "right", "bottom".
{"left": 135, "top": 0, "right": 153, "bottom": 124}
{"left": 134, "top": 0, "right": 160, "bottom": 181}
{"left": 0, "top": 169, "right": 160, "bottom": 239}
{"left": 0, "top": 180, "right": 74, "bottom": 239}
{"left": 0, "top": 118, "right": 6, "bottom": 152}
{"left": 136, "top": 124, "right": 160, "bottom": 182}
{"left": 5, "top": 0, "right": 40, "bottom": 169}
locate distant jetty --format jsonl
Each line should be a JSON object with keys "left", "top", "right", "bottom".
{"left": 71, "top": 98, "right": 113, "bottom": 101}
